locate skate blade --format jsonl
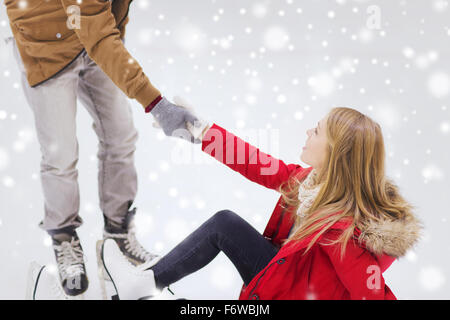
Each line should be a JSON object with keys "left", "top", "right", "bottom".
{"left": 25, "top": 262, "right": 45, "bottom": 300}
{"left": 96, "top": 239, "right": 118, "bottom": 300}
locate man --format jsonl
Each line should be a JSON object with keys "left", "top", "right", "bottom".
{"left": 4, "top": 0, "right": 199, "bottom": 296}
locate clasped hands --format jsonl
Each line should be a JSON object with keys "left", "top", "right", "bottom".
{"left": 150, "top": 96, "right": 210, "bottom": 144}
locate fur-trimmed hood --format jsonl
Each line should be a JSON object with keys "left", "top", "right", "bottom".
{"left": 357, "top": 213, "right": 423, "bottom": 258}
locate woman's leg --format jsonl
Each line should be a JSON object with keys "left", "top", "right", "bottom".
{"left": 150, "top": 210, "right": 278, "bottom": 289}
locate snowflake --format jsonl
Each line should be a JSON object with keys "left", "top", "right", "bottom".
{"left": 0, "top": 148, "right": 10, "bottom": 171}
{"left": 428, "top": 72, "right": 449, "bottom": 99}
{"left": 419, "top": 266, "right": 446, "bottom": 291}
{"left": 263, "top": 26, "right": 290, "bottom": 51}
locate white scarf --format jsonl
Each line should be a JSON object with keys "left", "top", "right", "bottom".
{"left": 296, "top": 169, "right": 322, "bottom": 218}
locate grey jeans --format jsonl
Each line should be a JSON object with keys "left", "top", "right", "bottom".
{"left": 9, "top": 37, "right": 139, "bottom": 233}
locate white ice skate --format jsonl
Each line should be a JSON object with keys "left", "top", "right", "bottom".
{"left": 144, "top": 287, "right": 180, "bottom": 300}
{"left": 96, "top": 239, "right": 160, "bottom": 300}
{"left": 25, "top": 261, "right": 83, "bottom": 300}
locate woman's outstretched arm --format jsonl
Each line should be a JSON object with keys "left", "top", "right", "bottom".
{"left": 201, "top": 123, "right": 305, "bottom": 191}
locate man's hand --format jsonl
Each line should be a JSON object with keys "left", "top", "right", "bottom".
{"left": 151, "top": 96, "right": 210, "bottom": 143}
{"left": 151, "top": 97, "right": 202, "bottom": 143}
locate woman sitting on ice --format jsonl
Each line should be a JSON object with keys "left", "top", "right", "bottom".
{"left": 101, "top": 103, "right": 422, "bottom": 300}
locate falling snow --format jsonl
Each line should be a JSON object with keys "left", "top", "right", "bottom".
{"left": 0, "top": 0, "right": 448, "bottom": 300}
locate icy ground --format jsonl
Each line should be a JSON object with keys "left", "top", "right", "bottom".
{"left": 0, "top": 0, "right": 449, "bottom": 299}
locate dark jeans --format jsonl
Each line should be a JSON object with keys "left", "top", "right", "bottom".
{"left": 150, "top": 210, "right": 279, "bottom": 289}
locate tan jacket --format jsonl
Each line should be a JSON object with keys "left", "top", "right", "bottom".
{"left": 4, "top": 0, "right": 161, "bottom": 109}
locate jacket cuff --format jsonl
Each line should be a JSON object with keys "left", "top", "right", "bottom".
{"left": 201, "top": 123, "right": 221, "bottom": 152}
{"left": 134, "top": 80, "right": 161, "bottom": 110}
{"left": 145, "top": 95, "right": 163, "bottom": 113}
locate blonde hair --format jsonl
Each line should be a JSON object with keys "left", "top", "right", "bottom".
{"left": 279, "top": 107, "right": 414, "bottom": 258}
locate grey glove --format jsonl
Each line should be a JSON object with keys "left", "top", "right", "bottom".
{"left": 151, "top": 97, "right": 201, "bottom": 143}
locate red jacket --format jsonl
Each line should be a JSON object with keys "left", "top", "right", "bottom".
{"left": 202, "top": 123, "right": 421, "bottom": 300}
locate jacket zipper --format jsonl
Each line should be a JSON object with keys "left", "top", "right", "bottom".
{"left": 247, "top": 206, "right": 289, "bottom": 298}
{"left": 247, "top": 257, "right": 287, "bottom": 299}
{"left": 31, "top": 49, "right": 85, "bottom": 88}
{"left": 118, "top": 0, "right": 132, "bottom": 27}
{"left": 270, "top": 208, "right": 286, "bottom": 242}
{"left": 247, "top": 261, "right": 277, "bottom": 299}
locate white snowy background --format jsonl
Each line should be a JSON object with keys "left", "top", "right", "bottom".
{"left": 0, "top": 0, "right": 449, "bottom": 299}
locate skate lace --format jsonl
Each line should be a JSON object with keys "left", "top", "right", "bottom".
{"left": 124, "top": 228, "right": 158, "bottom": 261}
{"left": 54, "top": 238, "right": 85, "bottom": 280}
{"left": 107, "top": 226, "right": 158, "bottom": 262}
